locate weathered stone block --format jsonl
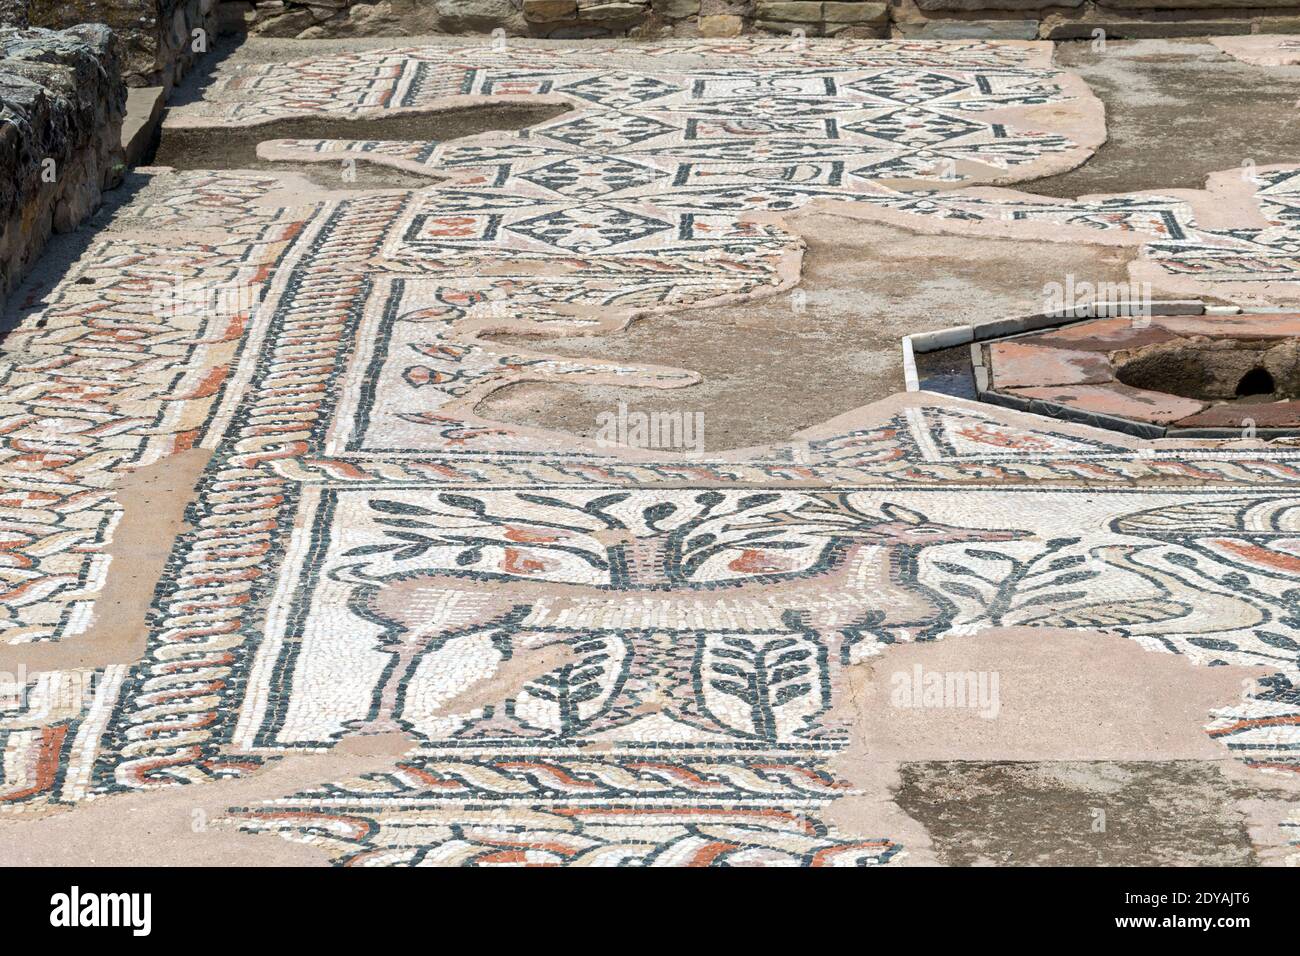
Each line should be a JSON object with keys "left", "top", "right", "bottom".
{"left": 755, "top": 0, "right": 823, "bottom": 22}
{"left": 899, "top": 17, "right": 1039, "bottom": 38}
{"left": 251, "top": 6, "right": 317, "bottom": 35}
{"left": 698, "top": 11, "right": 743, "bottom": 33}
{"left": 755, "top": 18, "right": 824, "bottom": 33}
{"left": 547, "top": 22, "right": 614, "bottom": 34}
{"left": 916, "top": 0, "right": 1081, "bottom": 8}
{"left": 823, "top": 1, "right": 887, "bottom": 24}
{"left": 0, "top": 25, "right": 126, "bottom": 311}
{"left": 1099, "top": 0, "right": 1295, "bottom": 7}
{"left": 1259, "top": 16, "right": 1300, "bottom": 32}
{"left": 658, "top": 0, "right": 700, "bottom": 16}
{"left": 831, "top": 22, "right": 889, "bottom": 36}
{"left": 524, "top": 0, "right": 578, "bottom": 19}
{"left": 577, "top": 0, "right": 646, "bottom": 19}
{"left": 1044, "top": 17, "right": 1252, "bottom": 38}
{"left": 437, "top": 0, "right": 527, "bottom": 30}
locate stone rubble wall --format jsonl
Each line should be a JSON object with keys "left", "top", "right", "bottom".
{"left": 218, "top": 0, "right": 1300, "bottom": 39}
{"left": 0, "top": 25, "right": 126, "bottom": 313}
{"left": 3, "top": 0, "right": 216, "bottom": 88}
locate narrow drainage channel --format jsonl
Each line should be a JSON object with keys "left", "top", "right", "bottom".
{"left": 149, "top": 103, "right": 571, "bottom": 189}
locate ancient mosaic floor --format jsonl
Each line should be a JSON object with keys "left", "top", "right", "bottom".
{"left": 1213, "top": 35, "right": 1300, "bottom": 67}
{"left": 2, "top": 38, "right": 1298, "bottom": 866}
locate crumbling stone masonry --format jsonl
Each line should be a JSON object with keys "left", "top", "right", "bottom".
{"left": 219, "top": 0, "right": 1300, "bottom": 40}
{"left": 3, "top": 0, "right": 216, "bottom": 88}
{"left": 0, "top": 25, "right": 125, "bottom": 314}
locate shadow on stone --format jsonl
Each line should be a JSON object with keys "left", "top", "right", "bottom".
{"left": 151, "top": 102, "right": 571, "bottom": 189}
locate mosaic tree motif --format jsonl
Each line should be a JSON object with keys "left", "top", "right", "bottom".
{"left": 4, "top": 40, "right": 1300, "bottom": 867}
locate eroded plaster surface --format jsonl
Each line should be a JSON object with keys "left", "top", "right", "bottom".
{"left": 1212, "top": 35, "right": 1300, "bottom": 68}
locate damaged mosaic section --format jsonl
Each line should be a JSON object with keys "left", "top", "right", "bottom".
{"left": 1, "top": 39, "right": 1298, "bottom": 867}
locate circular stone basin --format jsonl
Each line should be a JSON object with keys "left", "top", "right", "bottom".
{"left": 981, "top": 313, "right": 1300, "bottom": 433}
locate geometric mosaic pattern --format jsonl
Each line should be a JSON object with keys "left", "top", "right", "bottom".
{"left": 2, "top": 40, "right": 1298, "bottom": 867}
{"left": 841, "top": 167, "right": 1300, "bottom": 299}
{"left": 204, "top": 39, "right": 1104, "bottom": 467}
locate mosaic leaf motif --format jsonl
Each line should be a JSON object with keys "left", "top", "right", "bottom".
{"left": 698, "top": 633, "right": 827, "bottom": 741}
{"left": 843, "top": 107, "right": 985, "bottom": 146}
{"left": 539, "top": 112, "right": 677, "bottom": 149}
{"left": 513, "top": 634, "right": 632, "bottom": 737}
{"left": 5, "top": 40, "right": 1300, "bottom": 867}
{"left": 931, "top": 537, "right": 1107, "bottom": 626}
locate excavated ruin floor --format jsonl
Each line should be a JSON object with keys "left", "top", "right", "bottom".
{"left": 1037, "top": 39, "right": 1300, "bottom": 196}
{"left": 0, "top": 35, "right": 1298, "bottom": 868}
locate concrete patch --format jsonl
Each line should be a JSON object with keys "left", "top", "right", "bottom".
{"left": 0, "top": 734, "right": 415, "bottom": 866}
{"left": 822, "top": 627, "right": 1295, "bottom": 866}
{"left": 0, "top": 449, "right": 210, "bottom": 674}
{"left": 895, "top": 760, "right": 1261, "bottom": 866}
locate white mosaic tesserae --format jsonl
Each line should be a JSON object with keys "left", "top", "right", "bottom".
{"left": 0, "top": 38, "right": 1297, "bottom": 867}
